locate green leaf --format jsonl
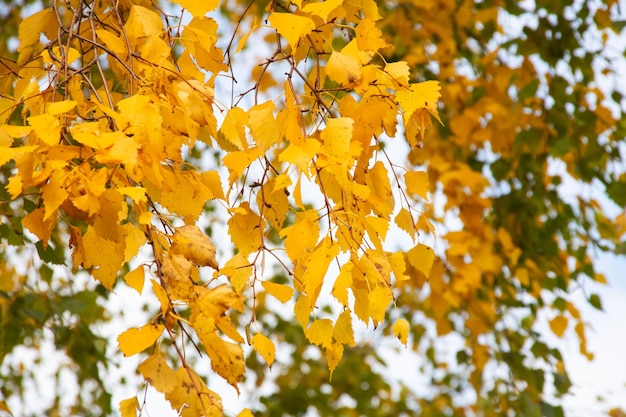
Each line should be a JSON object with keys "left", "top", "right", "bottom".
{"left": 606, "top": 181, "right": 626, "bottom": 206}
{"left": 588, "top": 293, "right": 603, "bottom": 311}
{"left": 35, "top": 241, "right": 66, "bottom": 265}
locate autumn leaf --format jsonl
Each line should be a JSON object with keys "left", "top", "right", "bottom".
{"left": 251, "top": 333, "right": 276, "bottom": 367}
{"left": 139, "top": 352, "right": 178, "bottom": 394}
{"left": 119, "top": 397, "right": 139, "bottom": 417}
{"left": 117, "top": 323, "right": 164, "bottom": 357}
{"left": 261, "top": 281, "right": 294, "bottom": 303}
{"left": 228, "top": 202, "right": 262, "bottom": 256}
{"left": 305, "top": 319, "right": 333, "bottom": 349}
{"left": 171, "top": 225, "right": 218, "bottom": 268}
{"left": 172, "top": 0, "right": 219, "bottom": 16}
{"left": 393, "top": 318, "right": 410, "bottom": 346}
{"left": 124, "top": 265, "right": 145, "bottom": 294}
{"left": 549, "top": 316, "right": 568, "bottom": 338}
{"left": 268, "top": 13, "right": 316, "bottom": 50}
{"left": 405, "top": 171, "right": 429, "bottom": 200}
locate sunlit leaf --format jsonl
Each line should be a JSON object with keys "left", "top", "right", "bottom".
{"left": 117, "top": 323, "right": 164, "bottom": 357}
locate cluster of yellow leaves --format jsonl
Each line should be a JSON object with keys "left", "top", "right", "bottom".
{"left": 0, "top": 0, "right": 442, "bottom": 413}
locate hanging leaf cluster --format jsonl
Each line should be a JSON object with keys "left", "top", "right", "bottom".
{"left": 0, "top": 0, "right": 441, "bottom": 415}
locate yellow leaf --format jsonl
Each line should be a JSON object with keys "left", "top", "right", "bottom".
{"left": 298, "top": 238, "right": 339, "bottom": 305}
{"left": 549, "top": 315, "right": 568, "bottom": 338}
{"left": 251, "top": 333, "right": 276, "bottom": 367}
{"left": 248, "top": 101, "right": 280, "bottom": 152}
{"left": 124, "top": 265, "right": 145, "bottom": 294}
{"left": 70, "top": 122, "right": 118, "bottom": 149}
{"left": 138, "top": 352, "right": 178, "bottom": 394}
{"left": 22, "top": 207, "right": 57, "bottom": 247}
{"left": 332, "top": 263, "right": 353, "bottom": 307}
{"left": 368, "top": 285, "right": 393, "bottom": 323}
{"left": 326, "top": 51, "right": 361, "bottom": 86}
{"left": 95, "top": 30, "right": 127, "bottom": 56}
{"left": 326, "top": 342, "right": 344, "bottom": 380}
{"left": 119, "top": 397, "right": 139, "bottom": 417}
{"left": 305, "top": 319, "right": 333, "bottom": 348}
{"left": 118, "top": 187, "right": 147, "bottom": 204}
{"left": 294, "top": 293, "right": 313, "bottom": 327}
{"left": 278, "top": 138, "right": 320, "bottom": 176}
{"left": 388, "top": 251, "right": 409, "bottom": 281}
{"left": 161, "top": 252, "right": 194, "bottom": 301}
{"left": 46, "top": 100, "right": 77, "bottom": 115}
{"left": 366, "top": 161, "right": 394, "bottom": 217}
{"left": 223, "top": 147, "right": 263, "bottom": 183}
{"left": 333, "top": 310, "right": 355, "bottom": 346}
{"left": 405, "top": 171, "right": 429, "bottom": 200}
{"left": 393, "top": 318, "right": 410, "bottom": 346}
{"left": 279, "top": 209, "right": 320, "bottom": 261}
{"left": 125, "top": 5, "right": 164, "bottom": 41}
{"left": 221, "top": 252, "right": 252, "bottom": 293}
{"left": 407, "top": 243, "right": 435, "bottom": 278}
{"left": 219, "top": 107, "right": 248, "bottom": 150}
{"left": 355, "top": 18, "right": 389, "bottom": 53}
{"left": 117, "top": 323, "right": 164, "bottom": 357}
{"left": 151, "top": 279, "right": 171, "bottom": 315}
{"left": 201, "top": 170, "right": 225, "bottom": 200}
{"left": 257, "top": 178, "right": 289, "bottom": 231}
{"left": 321, "top": 117, "right": 353, "bottom": 161}
{"left": 396, "top": 81, "right": 442, "bottom": 124}
{"left": 28, "top": 113, "right": 60, "bottom": 145}
{"left": 268, "top": 12, "right": 316, "bottom": 50}
{"left": 197, "top": 330, "right": 245, "bottom": 391}
{"left": 301, "top": 0, "right": 343, "bottom": 22}
{"left": 228, "top": 202, "right": 262, "bottom": 256}
{"left": 166, "top": 367, "right": 223, "bottom": 417}
{"left": 172, "top": 0, "right": 219, "bottom": 16}
{"left": 17, "top": 8, "right": 57, "bottom": 53}
{"left": 236, "top": 17, "right": 259, "bottom": 53}
{"left": 237, "top": 409, "right": 254, "bottom": 417}
{"left": 384, "top": 61, "right": 410, "bottom": 87}
{"left": 261, "top": 281, "right": 294, "bottom": 303}
{"left": 41, "top": 169, "right": 68, "bottom": 220}
{"left": 395, "top": 208, "right": 416, "bottom": 239}
{"left": 6, "top": 175, "right": 23, "bottom": 198}
{"left": 171, "top": 225, "right": 218, "bottom": 268}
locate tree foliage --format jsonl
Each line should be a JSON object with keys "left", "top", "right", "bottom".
{"left": 0, "top": 0, "right": 625, "bottom": 416}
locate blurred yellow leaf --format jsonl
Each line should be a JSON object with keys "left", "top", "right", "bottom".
{"left": 393, "top": 318, "right": 410, "bottom": 346}
{"left": 549, "top": 315, "right": 568, "bottom": 338}
{"left": 301, "top": 0, "right": 343, "bottom": 22}
{"left": 118, "top": 397, "right": 139, "bottom": 417}
{"left": 172, "top": 0, "right": 219, "bottom": 16}
{"left": 405, "top": 171, "right": 429, "bottom": 200}
{"left": 237, "top": 409, "right": 254, "bottom": 417}
{"left": 46, "top": 100, "right": 77, "bottom": 115}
